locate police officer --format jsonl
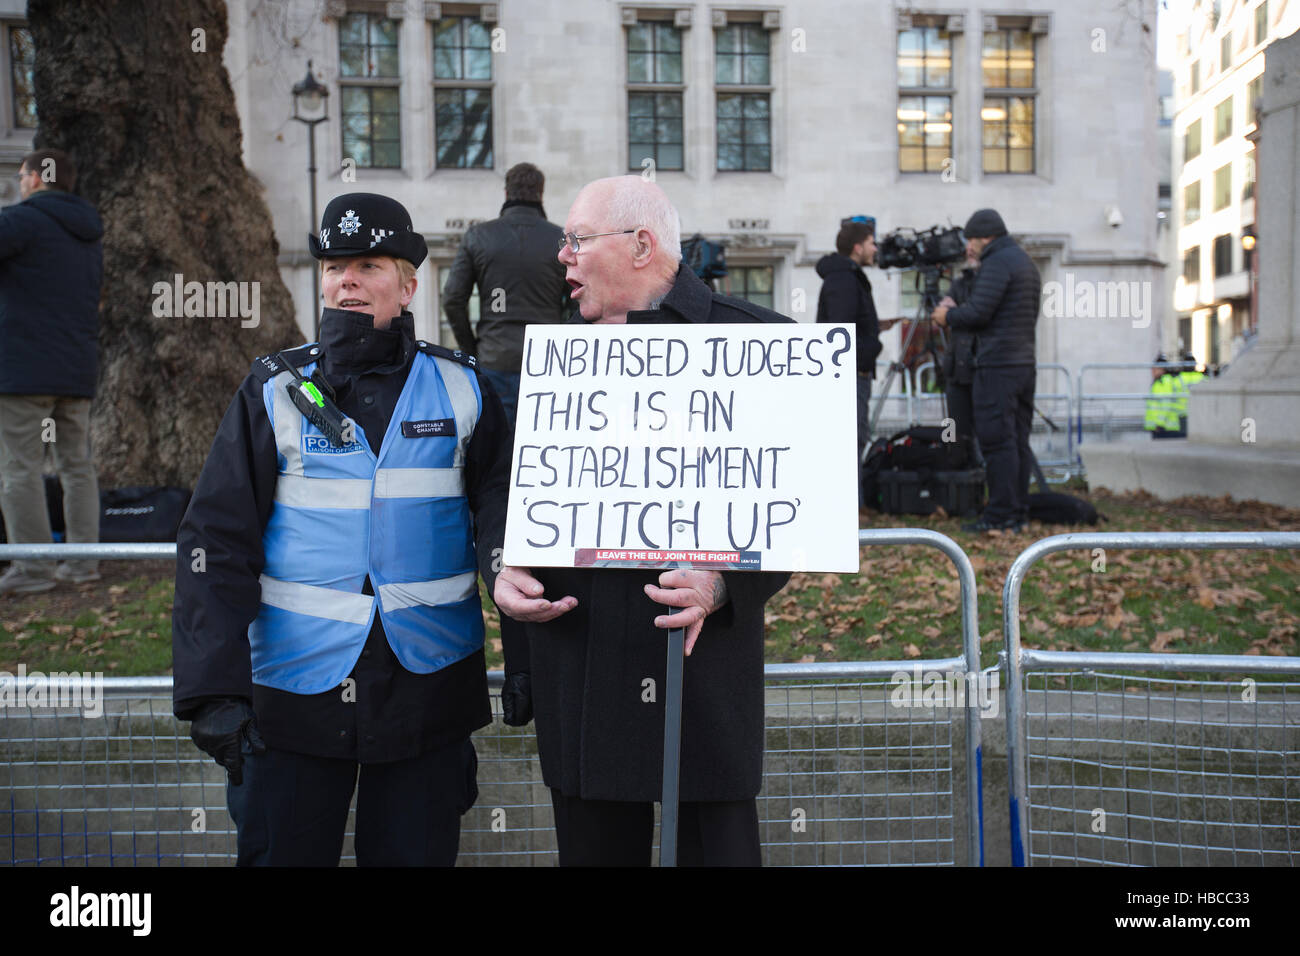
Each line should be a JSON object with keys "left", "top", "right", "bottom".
{"left": 172, "top": 193, "right": 512, "bottom": 866}
{"left": 1145, "top": 353, "right": 1181, "bottom": 438}
{"left": 1172, "top": 352, "right": 1205, "bottom": 435}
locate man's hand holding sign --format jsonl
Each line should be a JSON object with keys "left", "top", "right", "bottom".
{"left": 646, "top": 569, "right": 728, "bottom": 656}
{"left": 494, "top": 565, "right": 722, "bottom": 654}
{"left": 486, "top": 176, "right": 858, "bottom": 867}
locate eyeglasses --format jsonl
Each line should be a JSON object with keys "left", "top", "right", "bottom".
{"left": 559, "top": 229, "right": 635, "bottom": 254}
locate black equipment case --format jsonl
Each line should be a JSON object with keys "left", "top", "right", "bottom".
{"left": 878, "top": 468, "right": 986, "bottom": 517}
{"left": 863, "top": 425, "right": 984, "bottom": 516}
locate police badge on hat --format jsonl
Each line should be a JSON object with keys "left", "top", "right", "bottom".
{"left": 308, "top": 193, "right": 428, "bottom": 267}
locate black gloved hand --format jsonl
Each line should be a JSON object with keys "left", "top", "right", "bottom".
{"left": 501, "top": 671, "right": 533, "bottom": 727}
{"left": 189, "top": 697, "right": 266, "bottom": 785}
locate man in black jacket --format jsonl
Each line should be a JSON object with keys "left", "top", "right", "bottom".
{"left": 441, "top": 162, "right": 570, "bottom": 427}
{"left": 172, "top": 193, "right": 512, "bottom": 866}
{"left": 816, "top": 219, "right": 882, "bottom": 499}
{"left": 491, "top": 176, "right": 791, "bottom": 866}
{"left": 932, "top": 208, "right": 1041, "bottom": 531}
{"left": 441, "top": 165, "right": 570, "bottom": 724}
{"left": 0, "top": 148, "right": 104, "bottom": 594}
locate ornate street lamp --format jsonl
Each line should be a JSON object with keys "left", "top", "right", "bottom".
{"left": 292, "top": 61, "right": 329, "bottom": 340}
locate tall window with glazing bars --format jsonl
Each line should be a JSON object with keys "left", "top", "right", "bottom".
{"left": 627, "top": 20, "right": 684, "bottom": 171}
{"left": 8, "top": 24, "right": 34, "bottom": 129}
{"left": 433, "top": 15, "right": 493, "bottom": 168}
{"left": 897, "top": 22, "right": 953, "bottom": 173}
{"left": 339, "top": 12, "right": 401, "bottom": 169}
{"left": 982, "top": 26, "right": 1036, "bottom": 174}
{"left": 715, "top": 22, "right": 771, "bottom": 171}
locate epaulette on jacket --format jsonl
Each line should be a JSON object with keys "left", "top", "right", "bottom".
{"left": 250, "top": 343, "right": 323, "bottom": 383}
{"left": 415, "top": 340, "right": 478, "bottom": 369}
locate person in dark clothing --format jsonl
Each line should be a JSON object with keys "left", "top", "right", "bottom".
{"left": 932, "top": 208, "right": 1041, "bottom": 532}
{"left": 441, "top": 163, "right": 570, "bottom": 725}
{"left": 172, "top": 193, "right": 512, "bottom": 866}
{"left": 441, "top": 162, "right": 570, "bottom": 426}
{"left": 816, "top": 220, "right": 882, "bottom": 500}
{"left": 490, "top": 176, "right": 791, "bottom": 866}
{"left": 939, "top": 249, "right": 982, "bottom": 467}
{"left": 0, "top": 148, "right": 104, "bottom": 594}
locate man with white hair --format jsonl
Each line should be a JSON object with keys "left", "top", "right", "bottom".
{"left": 489, "top": 176, "right": 792, "bottom": 866}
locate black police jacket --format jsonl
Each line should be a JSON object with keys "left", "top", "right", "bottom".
{"left": 172, "top": 310, "right": 512, "bottom": 763}
{"left": 943, "top": 234, "right": 1041, "bottom": 367}
{"left": 486, "top": 266, "right": 792, "bottom": 802}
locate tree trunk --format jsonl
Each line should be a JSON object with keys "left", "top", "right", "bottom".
{"left": 28, "top": 0, "right": 299, "bottom": 488}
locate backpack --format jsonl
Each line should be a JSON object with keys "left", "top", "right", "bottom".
{"left": 868, "top": 426, "right": 969, "bottom": 472}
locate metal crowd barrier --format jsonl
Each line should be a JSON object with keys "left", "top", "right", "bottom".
{"left": 1029, "top": 363, "right": 1075, "bottom": 472}
{"left": 1003, "top": 532, "right": 1300, "bottom": 866}
{"left": 908, "top": 360, "right": 1076, "bottom": 478}
{"left": 1075, "top": 361, "right": 1189, "bottom": 446}
{"left": 1, "top": 531, "right": 985, "bottom": 866}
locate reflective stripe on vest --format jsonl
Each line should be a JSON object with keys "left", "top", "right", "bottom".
{"left": 249, "top": 351, "right": 485, "bottom": 694}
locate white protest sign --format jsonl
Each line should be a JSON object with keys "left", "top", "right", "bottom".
{"left": 503, "top": 323, "right": 860, "bottom": 573}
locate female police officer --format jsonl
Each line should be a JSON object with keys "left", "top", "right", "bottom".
{"left": 172, "top": 193, "right": 511, "bottom": 866}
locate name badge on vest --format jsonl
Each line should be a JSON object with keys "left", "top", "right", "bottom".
{"left": 401, "top": 419, "right": 456, "bottom": 439}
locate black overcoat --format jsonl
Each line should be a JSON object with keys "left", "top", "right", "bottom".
{"left": 492, "top": 266, "right": 792, "bottom": 802}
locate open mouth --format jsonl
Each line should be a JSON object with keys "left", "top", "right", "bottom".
{"left": 567, "top": 279, "right": 583, "bottom": 297}
{"left": 338, "top": 299, "right": 369, "bottom": 308}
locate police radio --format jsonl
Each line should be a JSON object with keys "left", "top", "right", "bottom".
{"left": 277, "top": 353, "right": 356, "bottom": 448}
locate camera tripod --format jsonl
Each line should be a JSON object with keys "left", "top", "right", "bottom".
{"left": 866, "top": 266, "right": 950, "bottom": 453}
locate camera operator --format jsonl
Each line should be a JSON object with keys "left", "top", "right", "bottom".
{"left": 939, "top": 247, "right": 981, "bottom": 468}
{"left": 931, "top": 209, "right": 1040, "bottom": 532}
{"left": 816, "top": 219, "right": 881, "bottom": 502}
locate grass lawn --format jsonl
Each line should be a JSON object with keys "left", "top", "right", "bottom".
{"left": 1, "top": 489, "right": 1296, "bottom": 678}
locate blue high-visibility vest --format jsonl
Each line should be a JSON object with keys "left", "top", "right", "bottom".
{"left": 248, "top": 351, "right": 484, "bottom": 694}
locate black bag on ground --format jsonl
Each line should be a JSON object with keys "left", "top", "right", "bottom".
{"left": 879, "top": 468, "right": 985, "bottom": 517}
{"left": 862, "top": 426, "right": 972, "bottom": 512}
{"left": 98, "top": 486, "right": 193, "bottom": 542}
{"left": 882, "top": 425, "right": 970, "bottom": 472}
{"left": 0, "top": 480, "right": 192, "bottom": 544}
{"left": 1028, "top": 491, "right": 1101, "bottom": 526}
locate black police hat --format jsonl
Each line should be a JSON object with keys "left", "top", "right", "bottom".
{"left": 309, "top": 193, "right": 428, "bottom": 267}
